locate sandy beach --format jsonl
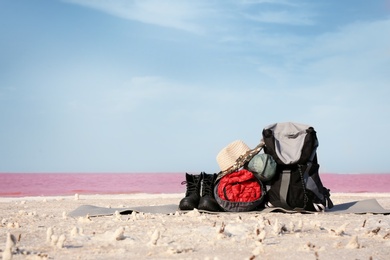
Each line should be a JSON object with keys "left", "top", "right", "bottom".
{"left": 1, "top": 193, "right": 390, "bottom": 260}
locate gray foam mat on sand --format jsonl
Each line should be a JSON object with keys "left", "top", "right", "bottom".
{"left": 326, "top": 199, "right": 390, "bottom": 214}
{"left": 68, "top": 204, "right": 179, "bottom": 218}
{"left": 68, "top": 199, "right": 390, "bottom": 218}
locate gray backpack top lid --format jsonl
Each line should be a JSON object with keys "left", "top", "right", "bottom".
{"left": 262, "top": 122, "right": 318, "bottom": 165}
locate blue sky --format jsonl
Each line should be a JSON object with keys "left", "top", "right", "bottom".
{"left": 1, "top": 0, "right": 389, "bottom": 174}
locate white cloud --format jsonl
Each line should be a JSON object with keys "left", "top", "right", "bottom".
{"left": 244, "top": 10, "right": 315, "bottom": 25}
{"left": 300, "top": 19, "right": 390, "bottom": 85}
{"left": 250, "top": 17, "right": 390, "bottom": 87}
{"left": 62, "top": 0, "right": 318, "bottom": 37}
{"left": 62, "top": 0, "right": 210, "bottom": 33}
{"left": 238, "top": 0, "right": 297, "bottom": 6}
{"left": 304, "top": 19, "right": 390, "bottom": 58}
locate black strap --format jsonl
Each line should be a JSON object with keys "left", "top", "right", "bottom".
{"left": 279, "top": 170, "right": 291, "bottom": 209}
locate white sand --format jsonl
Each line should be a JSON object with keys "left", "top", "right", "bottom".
{"left": 1, "top": 193, "right": 390, "bottom": 260}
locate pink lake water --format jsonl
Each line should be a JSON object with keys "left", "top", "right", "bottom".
{"left": 0, "top": 173, "right": 389, "bottom": 197}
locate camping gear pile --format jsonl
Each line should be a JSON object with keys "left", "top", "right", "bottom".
{"left": 179, "top": 122, "right": 334, "bottom": 213}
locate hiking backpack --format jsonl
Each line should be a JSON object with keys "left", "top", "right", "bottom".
{"left": 262, "top": 122, "right": 333, "bottom": 212}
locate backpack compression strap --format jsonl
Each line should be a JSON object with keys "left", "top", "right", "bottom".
{"left": 279, "top": 169, "right": 292, "bottom": 209}
{"left": 269, "top": 164, "right": 326, "bottom": 212}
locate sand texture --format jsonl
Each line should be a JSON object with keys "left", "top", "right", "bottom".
{"left": 1, "top": 193, "right": 390, "bottom": 260}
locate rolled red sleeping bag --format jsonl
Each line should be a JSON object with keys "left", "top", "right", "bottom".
{"left": 214, "top": 169, "right": 266, "bottom": 212}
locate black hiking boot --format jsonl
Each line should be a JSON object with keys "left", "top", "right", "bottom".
{"left": 198, "top": 173, "right": 222, "bottom": 212}
{"left": 179, "top": 173, "right": 202, "bottom": 210}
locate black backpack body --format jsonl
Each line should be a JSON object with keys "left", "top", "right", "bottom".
{"left": 262, "top": 122, "right": 333, "bottom": 212}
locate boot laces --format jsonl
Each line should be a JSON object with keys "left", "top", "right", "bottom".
{"left": 181, "top": 180, "right": 199, "bottom": 194}
{"left": 202, "top": 178, "right": 214, "bottom": 196}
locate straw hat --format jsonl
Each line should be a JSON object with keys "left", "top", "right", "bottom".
{"left": 216, "top": 140, "right": 251, "bottom": 171}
